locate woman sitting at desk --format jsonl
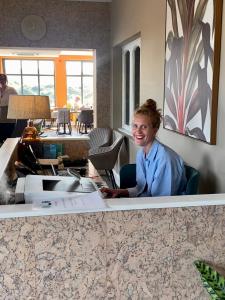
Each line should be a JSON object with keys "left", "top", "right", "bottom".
{"left": 101, "top": 99, "right": 187, "bottom": 198}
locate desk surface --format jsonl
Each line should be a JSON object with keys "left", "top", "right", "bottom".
{"left": 1, "top": 193, "right": 225, "bottom": 219}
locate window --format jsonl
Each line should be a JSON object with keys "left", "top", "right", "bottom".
{"left": 3, "top": 59, "right": 55, "bottom": 107}
{"left": 122, "top": 38, "right": 141, "bottom": 130}
{"left": 66, "top": 60, "right": 94, "bottom": 108}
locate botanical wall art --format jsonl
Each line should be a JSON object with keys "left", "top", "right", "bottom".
{"left": 163, "top": 0, "right": 223, "bottom": 144}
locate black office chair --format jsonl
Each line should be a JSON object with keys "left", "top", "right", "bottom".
{"left": 120, "top": 163, "right": 136, "bottom": 189}
{"left": 184, "top": 165, "right": 200, "bottom": 195}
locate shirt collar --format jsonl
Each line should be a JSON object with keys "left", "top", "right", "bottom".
{"left": 143, "top": 139, "right": 159, "bottom": 162}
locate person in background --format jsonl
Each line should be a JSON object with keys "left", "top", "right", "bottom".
{"left": 0, "top": 73, "right": 17, "bottom": 143}
{"left": 101, "top": 99, "right": 187, "bottom": 198}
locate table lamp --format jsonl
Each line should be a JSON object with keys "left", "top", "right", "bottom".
{"left": 7, "top": 95, "right": 51, "bottom": 140}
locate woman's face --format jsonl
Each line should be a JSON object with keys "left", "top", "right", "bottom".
{"left": 132, "top": 114, "right": 158, "bottom": 153}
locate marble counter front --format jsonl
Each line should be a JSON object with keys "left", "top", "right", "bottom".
{"left": 0, "top": 204, "right": 224, "bottom": 299}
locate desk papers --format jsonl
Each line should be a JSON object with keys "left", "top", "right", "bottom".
{"left": 32, "top": 191, "right": 108, "bottom": 211}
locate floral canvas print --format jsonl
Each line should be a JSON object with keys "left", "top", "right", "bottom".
{"left": 163, "top": 0, "right": 223, "bottom": 144}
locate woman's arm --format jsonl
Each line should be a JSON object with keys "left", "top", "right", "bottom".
{"left": 100, "top": 187, "right": 129, "bottom": 198}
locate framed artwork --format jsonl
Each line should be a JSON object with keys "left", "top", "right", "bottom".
{"left": 163, "top": 0, "right": 223, "bottom": 144}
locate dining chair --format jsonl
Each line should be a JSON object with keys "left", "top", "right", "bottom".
{"left": 56, "top": 108, "right": 72, "bottom": 135}
{"left": 77, "top": 109, "right": 93, "bottom": 134}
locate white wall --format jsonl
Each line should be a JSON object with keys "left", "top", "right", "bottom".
{"left": 111, "top": 0, "right": 225, "bottom": 193}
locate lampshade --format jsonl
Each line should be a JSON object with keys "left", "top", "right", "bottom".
{"left": 7, "top": 95, "right": 51, "bottom": 119}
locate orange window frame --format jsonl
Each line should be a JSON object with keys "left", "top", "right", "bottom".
{"left": 0, "top": 54, "right": 93, "bottom": 108}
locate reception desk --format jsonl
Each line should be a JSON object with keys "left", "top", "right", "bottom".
{"left": 0, "top": 138, "right": 224, "bottom": 299}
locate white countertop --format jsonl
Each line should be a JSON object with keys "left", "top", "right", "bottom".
{"left": 1, "top": 193, "right": 225, "bottom": 219}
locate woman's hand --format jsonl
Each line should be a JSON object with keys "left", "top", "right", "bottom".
{"left": 100, "top": 187, "right": 129, "bottom": 198}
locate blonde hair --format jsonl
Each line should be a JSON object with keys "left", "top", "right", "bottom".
{"left": 134, "top": 99, "right": 162, "bottom": 129}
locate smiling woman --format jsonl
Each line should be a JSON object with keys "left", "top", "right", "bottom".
{"left": 101, "top": 99, "right": 187, "bottom": 198}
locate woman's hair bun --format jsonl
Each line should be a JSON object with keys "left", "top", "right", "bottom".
{"left": 135, "top": 98, "right": 162, "bottom": 129}
{"left": 143, "top": 99, "right": 157, "bottom": 111}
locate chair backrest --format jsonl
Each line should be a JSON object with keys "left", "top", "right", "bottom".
{"left": 120, "top": 163, "right": 136, "bottom": 189}
{"left": 88, "top": 131, "right": 124, "bottom": 170}
{"left": 88, "top": 127, "right": 112, "bottom": 149}
{"left": 119, "top": 163, "right": 200, "bottom": 195}
{"left": 78, "top": 110, "right": 93, "bottom": 125}
{"left": 57, "top": 108, "right": 71, "bottom": 123}
{"left": 185, "top": 165, "right": 200, "bottom": 195}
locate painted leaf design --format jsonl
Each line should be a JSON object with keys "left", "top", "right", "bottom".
{"left": 166, "top": 31, "right": 174, "bottom": 51}
{"left": 165, "top": 31, "right": 175, "bottom": 86}
{"left": 194, "top": 260, "right": 225, "bottom": 299}
{"left": 167, "top": 0, "right": 179, "bottom": 37}
{"left": 166, "top": 37, "right": 183, "bottom": 101}
{"left": 165, "top": 87, "right": 177, "bottom": 119}
{"left": 164, "top": 115, "right": 177, "bottom": 130}
{"left": 186, "top": 1, "right": 195, "bottom": 26}
{"left": 186, "top": 22, "right": 203, "bottom": 76}
{"left": 177, "top": 0, "right": 188, "bottom": 34}
{"left": 212, "top": 0, "right": 216, "bottom": 34}
{"left": 164, "top": 0, "right": 215, "bottom": 143}
{"left": 185, "top": 63, "right": 199, "bottom": 110}
{"left": 187, "top": 127, "right": 206, "bottom": 141}
{"left": 186, "top": 89, "right": 200, "bottom": 124}
{"left": 202, "top": 22, "right": 214, "bottom": 69}
{"left": 194, "top": 0, "right": 208, "bottom": 26}
{"left": 198, "top": 66, "right": 212, "bottom": 129}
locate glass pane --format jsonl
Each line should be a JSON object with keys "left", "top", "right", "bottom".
{"left": 7, "top": 75, "right": 22, "bottom": 94}
{"left": 66, "top": 61, "right": 81, "bottom": 75}
{"left": 22, "top": 60, "right": 38, "bottom": 74}
{"left": 134, "top": 47, "right": 140, "bottom": 110}
{"left": 83, "top": 77, "right": 93, "bottom": 107}
{"left": 39, "top": 61, "right": 54, "bottom": 75}
{"left": 66, "top": 76, "right": 81, "bottom": 105}
{"left": 22, "top": 76, "right": 39, "bottom": 95}
{"left": 40, "top": 76, "right": 55, "bottom": 107}
{"left": 83, "top": 62, "right": 93, "bottom": 75}
{"left": 125, "top": 51, "right": 130, "bottom": 125}
{"left": 4, "top": 60, "right": 21, "bottom": 74}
